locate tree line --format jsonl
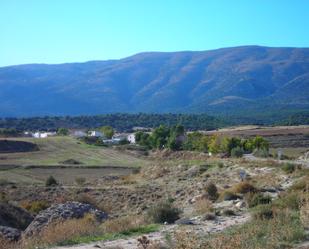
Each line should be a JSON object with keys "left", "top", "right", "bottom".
{"left": 0, "top": 113, "right": 225, "bottom": 132}
{"left": 135, "top": 125, "right": 269, "bottom": 157}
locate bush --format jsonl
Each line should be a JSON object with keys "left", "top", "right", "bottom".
{"left": 20, "top": 200, "right": 50, "bottom": 214}
{"left": 282, "top": 163, "right": 296, "bottom": 174}
{"left": 230, "top": 147, "right": 244, "bottom": 158}
{"left": 147, "top": 201, "right": 181, "bottom": 224}
{"left": 273, "top": 193, "right": 300, "bottom": 210}
{"left": 253, "top": 148, "right": 269, "bottom": 158}
{"left": 246, "top": 193, "right": 272, "bottom": 208}
{"left": 194, "top": 198, "right": 213, "bottom": 215}
{"left": 253, "top": 204, "right": 274, "bottom": 220}
{"left": 205, "top": 182, "right": 219, "bottom": 201}
{"left": 232, "top": 182, "right": 256, "bottom": 194}
{"left": 45, "top": 176, "right": 58, "bottom": 187}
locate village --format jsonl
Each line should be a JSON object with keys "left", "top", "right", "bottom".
{"left": 23, "top": 128, "right": 137, "bottom": 145}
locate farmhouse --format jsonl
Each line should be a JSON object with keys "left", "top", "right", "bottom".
{"left": 89, "top": 130, "right": 104, "bottom": 137}
{"left": 127, "top": 133, "right": 136, "bottom": 144}
{"left": 32, "top": 131, "right": 56, "bottom": 138}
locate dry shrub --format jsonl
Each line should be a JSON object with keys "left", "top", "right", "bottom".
{"left": 204, "top": 182, "right": 219, "bottom": 201}
{"left": 101, "top": 215, "right": 146, "bottom": 234}
{"left": 120, "top": 175, "right": 138, "bottom": 184}
{"left": 0, "top": 236, "right": 21, "bottom": 249}
{"left": 75, "top": 193, "right": 107, "bottom": 212}
{"left": 173, "top": 229, "right": 201, "bottom": 249}
{"left": 299, "top": 185, "right": 309, "bottom": 228}
{"left": 194, "top": 198, "right": 213, "bottom": 215}
{"left": 190, "top": 209, "right": 305, "bottom": 249}
{"left": 20, "top": 200, "right": 49, "bottom": 214}
{"left": 231, "top": 181, "right": 256, "bottom": 194}
{"left": 25, "top": 214, "right": 98, "bottom": 248}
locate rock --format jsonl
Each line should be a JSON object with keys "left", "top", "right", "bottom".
{"left": 186, "top": 165, "right": 200, "bottom": 177}
{"left": 175, "top": 218, "right": 195, "bottom": 225}
{"left": 202, "top": 213, "right": 216, "bottom": 221}
{"left": 0, "top": 202, "right": 33, "bottom": 230}
{"left": 0, "top": 226, "right": 21, "bottom": 241}
{"left": 235, "top": 201, "right": 246, "bottom": 209}
{"left": 24, "top": 201, "right": 108, "bottom": 237}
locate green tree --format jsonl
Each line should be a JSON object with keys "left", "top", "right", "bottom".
{"left": 99, "top": 126, "right": 114, "bottom": 139}
{"left": 251, "top": 136, "right": 269, "bottom": 150}
{"left": 57, "top": 127, "right": 69, "bottom": 136}
{"left": 150, "top": 125, "right": 170, "bottom": 149}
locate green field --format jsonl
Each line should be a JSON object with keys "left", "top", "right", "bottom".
{"left": 0, "top": 137, "right": 146, "bottom": 167}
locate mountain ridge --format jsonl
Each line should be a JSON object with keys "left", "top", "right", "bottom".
{"left": 0, "top": 45, "right": 308, "bottom": 117}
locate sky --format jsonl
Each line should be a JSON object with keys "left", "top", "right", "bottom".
{"left": 1, "top": 0, "right": 309, "bottom": 66}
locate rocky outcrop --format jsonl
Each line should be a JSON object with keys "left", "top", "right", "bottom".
{"left": 0, "top": 226, "right": 21, "bottom": 241}
{"left": 24, "top": 202, "right": 108, "bottom": 237}
{"left": 0, "top": 202, "right": 33, "bottom": 230}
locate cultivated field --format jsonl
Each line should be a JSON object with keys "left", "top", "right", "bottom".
{"left": 0, "top": 137, "right": 146, "bottom": 167}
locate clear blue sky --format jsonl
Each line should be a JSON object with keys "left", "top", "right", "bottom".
{"left": 1, "top": 0, "right": 308, "bottom": 66}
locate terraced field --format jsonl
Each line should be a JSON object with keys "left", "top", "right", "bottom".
{"left": 0, "top": 137, "right": 146, "bottom": 167}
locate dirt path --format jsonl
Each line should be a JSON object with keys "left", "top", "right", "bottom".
{"left": 53, "top": 214, "right": 250, "bottom": 249}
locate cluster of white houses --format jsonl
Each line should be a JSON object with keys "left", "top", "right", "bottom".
{"left": 25, "top": 130, "right": 136, "bottom": 144}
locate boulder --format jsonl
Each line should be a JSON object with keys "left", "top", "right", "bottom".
{"left": 0, "top": 202, "right": 33, "bottom": 230}
{"left": 0, "top": 226, "right": 21, "bottom": 241}
{"left": 235, "top": 201, "right": 246, "bottom": 209}
{"left": 24, "top": 201, "right": 108, "bottom": 237}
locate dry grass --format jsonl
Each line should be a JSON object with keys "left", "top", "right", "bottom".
{"left": 173, "top": 209, "right": 304, "bottom": 249}
{"left": 231, "top": 181, "right": 256, "bottom": 194}
{"left": 101, "top": 215, "right": 146, "bottom": 234}
{"left": 299, "top": 185, "right": 309, "bottom": 228}
{"left": 0, "top": 237, "right": 21, "bottom": 249}
{"left": 24, "top": 214, "right": 98, "bottom": 248}
{"left": 194, "top": 198, "right": 214, "bottom": 215}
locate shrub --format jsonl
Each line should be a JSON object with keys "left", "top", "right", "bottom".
{"left": 101, "top": 215, "right": 145, "bottom": 234}
{"left": 147, "top": 201, "right": 181, "bottom": 224}
{"left": 194, "top": 198, "right": 213, "bottom": 215}
{"left": 205, "top": 182, "right": 219, "bottom": 201}
{"left": 27, "top": 215, "right": 98, "bottom": 247}
{"left": 75, "top": 194, "right": 107, "bottom": 212}
{"left": 232, "top": 182, "right": 256, "bottom": 194}
{"left": 273, "top": 193, "right": 300, "bottom": 210}
{"left": 230, "top": 147, "right": 244, "bottom": 158}
{"left": 246, "top": 193, "right": 272, "bottom": 208}
{"left": 253, "top": 148, "right": 269, "bottom": 158}
{"left": 253, "top": 204, "right": 274, "bottom": 220}
{"left": 20, "top": 200, "right": 49, "bottom": 214}
{"left": 282, "top": 163, "right": 296, "bottom": 174}
{"left": 45, "top": 176, "right": 58, "bottom": 187}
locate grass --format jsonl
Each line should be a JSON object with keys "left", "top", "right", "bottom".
{"left": 0, "top": 136, "right": 149, "bottom": 185}
{"left": 57, "top": 224, "right": 159, "bottom": 246}
{"left": 0, "top": 136, "right": 147, "bottom": 167}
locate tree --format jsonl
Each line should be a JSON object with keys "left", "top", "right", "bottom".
{"left": 251, "top": 136, "right": 269, "bottom": 150}
{"left": 221, "top": 137, "right": 242, "bottom": 155}
{"left": 99, "top": 126, "right": 114, "bottom": 139}
{"left": 150, "top": 125, "right": 170, "bottom": 149}
{"left": 57, "top": 127, "right": 69, "bottom": 136}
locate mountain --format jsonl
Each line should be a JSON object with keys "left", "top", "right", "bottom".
{"left": 0, "top": 46, "right": 308, "bottom": 117}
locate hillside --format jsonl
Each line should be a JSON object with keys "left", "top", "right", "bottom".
{"left": 0, "top": 46, "right": 308, "bottom": 117}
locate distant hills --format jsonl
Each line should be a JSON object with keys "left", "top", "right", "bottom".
{"left": 0, "top": 46, "right": 308, "bottom": 117}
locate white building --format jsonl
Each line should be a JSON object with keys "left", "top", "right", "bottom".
{"left": 32, "top": 132, "right": 56, "bottom": 138}
{"left": 89, "top": 130, "right": 104, "bottom": 137}
{"left": 127, "top": 134, "right": 136, "bottom": 144}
